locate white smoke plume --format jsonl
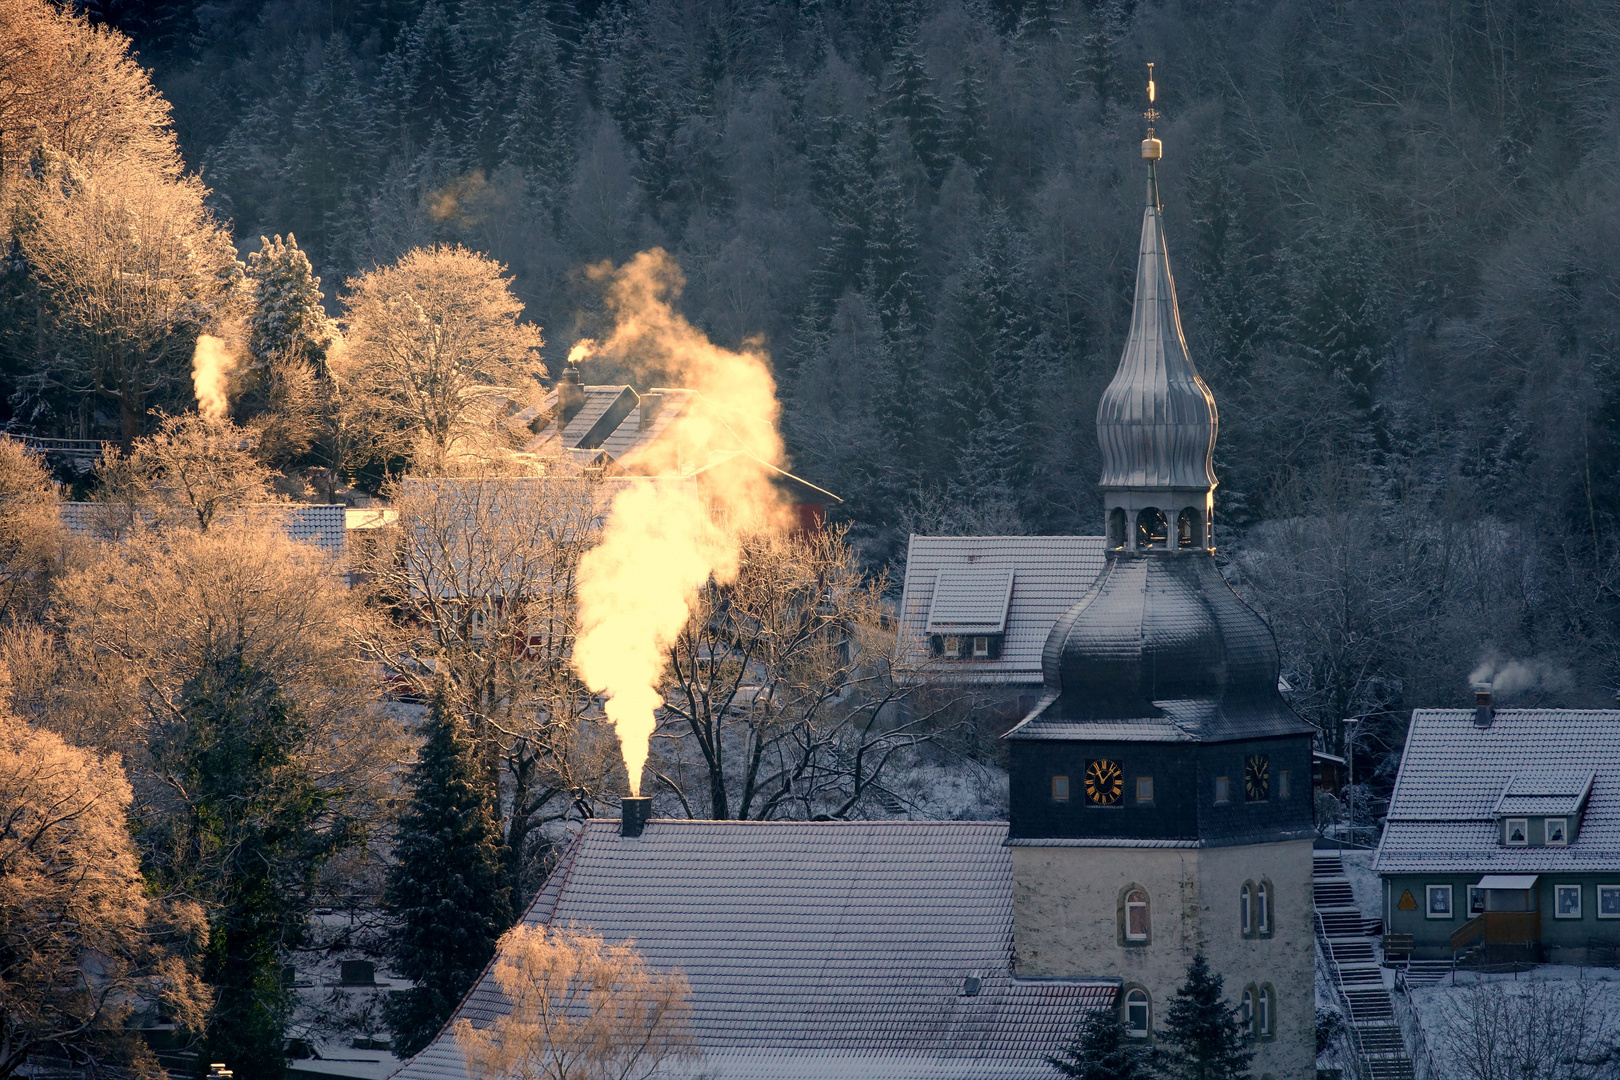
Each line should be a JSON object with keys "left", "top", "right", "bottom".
{"left": 1469, "top": 657, "right": 1574, "bottom": 699}
{"left": 191, "top": 334, "right": 237, "bottom": 419}
{"left": 570, "top": 249, "right": 791, "bottom": 797}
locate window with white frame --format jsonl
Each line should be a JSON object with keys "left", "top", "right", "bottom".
{"left": 1546, "top": 818, "right": 1568, "bottom": 845}
{"left": 943, "top": 635, "right": 961, "bottom": 659}
{"left": 1125, "top": 888, "right": 1150, "bottom": 941}
{"left": 1426, "top": 884, "right": 1453, "bottom": 919}
{"left": 1240, "top": 987, "right": 1254, "bottom": 1035}
{"left": 1258, "top": 985, "right": 1274, "bottom": 1037}
{"left": 1124, "top": 989, "right": 1150, "bottom": 1037}
{"left": 1600, "top": 885, "right": 1620, "bottom": 919}
{"left": 1505, "top": 819, "right": 1528, "bottom": 845}
{"left": 1555, "top": 884, "right": 1582, "bottom": 919}
{"left": 1257, "top": 881, "right": 1270, "bottom": 934}
{"left": 1241, "top": 884, "right": 1252, "bottom": 936}
{"left": 1468, "top": 886, "right": 1485, "bottom": 916}
{"left": 972, "top": 635, "right": 990, "bottom": 658}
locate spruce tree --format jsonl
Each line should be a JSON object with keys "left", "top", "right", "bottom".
{"left": 246, "top": 234, "right": 332, "bottom": 372}
{"left": 165, "top": 651, "right": 335, "bottom": 1080}
{"left": 383, "top": 691, "right": 511, "bottom": 1058}
{"left": 1154, "top": 954, "right": 1255, "bottom": 1080}
{"left": 1049, "top": 1007, "right": 1154, "bottom": 1080}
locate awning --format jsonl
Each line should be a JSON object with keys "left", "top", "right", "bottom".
{"left": 1476, "top": 874, "right": 1539, "bottom": 890}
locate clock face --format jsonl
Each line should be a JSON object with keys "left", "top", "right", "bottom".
{"left": 1244, "top": 754, "right": 1270, "bottom": 801}
{"left": 1085, "top": 759, "right": 1124, "bottom": 805}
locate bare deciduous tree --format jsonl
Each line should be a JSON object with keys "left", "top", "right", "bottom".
{"left": 1432, "top": 978, "right": 1620, "bottom": 1080}
{"left": 652, "top": 525, "right": 946, "bottom": 820}
{"left": 12, "top": 153, "right": 242, "bottom": 442}
{"left": 91, "top": 413, "right": 276, "bottom": 534}
{"left": 0, "top": 707, "right": 210, "bottom": 1079}
{"left": 454, "top": 924, "right": 696, "bottom": 1080}
{"left": 354, "top": 470, "right": 618, "bottom": 897}
{"left": 338, "top": 245, "right": 544, "bottom": 473}
{"left": 0, "top": 438, "right": 62, "bottom": 624}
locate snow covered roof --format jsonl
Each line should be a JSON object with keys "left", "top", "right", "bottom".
{"left": 390, "top": 820, "right": 1115, "bottom": 1080}
{"left": 927, "top": 569, "right": 1016, "bottom": 636}
{"left": 1374, "top": 709, "right": 1620, "bottom": 874}
{"left": 59, "top": 501, "right": 347, "bottom": 560}
{"left": 897, "top": 536, "right": 1105, "bottom": 686}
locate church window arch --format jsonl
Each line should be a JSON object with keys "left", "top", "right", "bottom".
{"left": 1258, "top": 984, "right": 1274, "bottom": 1037}
{"left": 1120, "top": 885, "right": 1151, "bottom": 943}
{"left": 1177, "top": 507, "right": 1201, "bottom": 548}
{"left": 1241, "top": 882, "right": 1253, "bottom": 936}
{"left": 1136, "top": 508, "right": 1168, "bottom": 549}
{"left": 1256, "top": 879, "right": 1272, "bottom": 936}
{"left": 1122, "top": 987, "right": 1151, "bottom": 1037}
{"left": 1240, "top": 985, "right": 1255, "bottom": 1036}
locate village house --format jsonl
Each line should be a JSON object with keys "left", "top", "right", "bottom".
{"left": 1374, "top": 698, "right": 1620, "bottom": 965}
{"left": 387, "top": 124, "right": 1316, "bottom": 1080}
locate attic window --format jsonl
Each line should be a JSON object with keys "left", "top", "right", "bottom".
{"left": 972, "top": 636, "right": 990, "bottom": 658}
{"left": 943, "top": 636, "right": 961, "bottom": 659}
{"left": 1505, "top": 819, "right": 1528, "bottom": 846}
{"left": 1546, "top": 818, "right": 1568, "bottom": 845}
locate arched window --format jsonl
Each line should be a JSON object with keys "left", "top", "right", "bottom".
{"left": 1125, "top": 888, "right": 1150, "bottom": 940}
{"left": 1240, "top": 987, "right": 1254, "bottom": 1034}
{"left": 1240, "top": 883, "right": 1252, "bottom": 936}
{"left": 1136, "top": 508, "right": 1168, "bottom": 549}
{"left": 1258, "top": 985, "right": 1273, "bottom": 1037}
{"left": 1108, "top": 508, "right": 1127, "bottom": 549}
{"left": 1256, "top": 881, "right": 1270, "bottom": 935}
{"left": 1177, "top": 507, "right": 1201, "bottom": 549}
{"left": 1124, "top": 989, "right": 1150, "bottom": 1037}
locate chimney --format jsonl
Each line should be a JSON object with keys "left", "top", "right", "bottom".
{"left": 556, "top": 364, "right": 585, "bottom": 426}
{"left": 620, "top": 796, "right": 652, "bottom": 838}
{"left": 1474, "top": 685, "right": 1493, "bottom": 726}
{"left": 638, "top": 392, "right": 663, "bottom": 430}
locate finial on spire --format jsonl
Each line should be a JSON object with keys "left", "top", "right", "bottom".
{"left": 1142, "top": 64, "right": 1162, "bottom": 210}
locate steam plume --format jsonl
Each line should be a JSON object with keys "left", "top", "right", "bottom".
{"left": 570, "top": 249, "right": 791, "bottom": 797}
{"left": 1469, "top": 657, "right": 1573, "bottom": 698}
{"left": 567, "top": 340, "right": 595, "bottom": 365}
{"left": 191, "top": 334, "right": 237, "bottom": 419}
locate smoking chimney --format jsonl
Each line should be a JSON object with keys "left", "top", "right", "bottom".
{"left": 557, "top": 364, "right": 586, "bottom": 426}
{"left": 620, "top": 796, "right": 652, "bottom": 838}
{"left": 1474, "top": 685, "right": 1493, "bottom": 726}
{"left": 638, "top": 392, "right": 663, "bottom": 430}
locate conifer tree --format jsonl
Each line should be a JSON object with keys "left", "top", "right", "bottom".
{"left": 383, "top": 690, "right": 512, "bottom": 1058}
{"left": 948, "top": 62, "right": 989, "bottom": 184}
{"left": 1154, "top": 954, "right": 1255, "bottom": 1080}
{"left": 1049, "top": 1007, "right": 1154, "bottom": 1080}
{"left": 885, "top": 36, "right": 947, "bottom": 187}
{"left": 246, "top": 234, "right": 332, "bottom": 372}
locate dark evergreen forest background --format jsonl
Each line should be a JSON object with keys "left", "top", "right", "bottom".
{"left": 56, "top": 0, "right": 1620, "bottom": 759}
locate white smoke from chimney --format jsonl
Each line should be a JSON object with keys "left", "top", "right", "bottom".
{"left": 1468, "top": 657, "right": 1573, "bottom": 699}
{"left": 192, "top": 334, "right": 237, "bottom": 420}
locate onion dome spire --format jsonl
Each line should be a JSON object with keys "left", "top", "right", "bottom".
{"left": 1096, "top": 66, "right": 1218, "bottom": 552}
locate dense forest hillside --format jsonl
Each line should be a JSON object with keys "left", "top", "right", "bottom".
{"left": 22, "top": 0, "right": 1620, "bottom": 752}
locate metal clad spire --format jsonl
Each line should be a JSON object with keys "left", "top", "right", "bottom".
{"left": 1095, "top": 68, "right": 1217, "bottom": 493}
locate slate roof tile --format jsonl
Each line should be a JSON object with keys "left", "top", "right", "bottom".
{"left": 1374, "top": 709, "right": 1620, "bottom": 874}
{"left": 390, "top": 821, "right": 1114, "bottom": 1080}
{"left": 898, "top": 536, "right": 1105, "bottom": 686}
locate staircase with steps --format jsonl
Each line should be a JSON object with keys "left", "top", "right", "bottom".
{"left": 1315, "top": 851, "right": 1417, "bottom": 1080}
{"left": 1400, "top": 960, "right": 1454, "bottom": 986}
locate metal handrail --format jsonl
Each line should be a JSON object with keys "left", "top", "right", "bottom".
{"left": 1391, "top": 976, "right": 1440, "bottom": 1079}
{"left": 1314, "top": 913, "right": 1375, "bottom": 1080}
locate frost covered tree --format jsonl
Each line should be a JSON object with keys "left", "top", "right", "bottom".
{"left": 453, "top": 925, "right": 695, "bottom": 1080}
{"left": 91, "top": 413, "right": 275, "bottom": 534}
{"left": 338, "top": 244, "right": 544, "bottom": 472}
{"left": 0, "top": 439, "right": 62, "bottom": 625}
{"left": 0, "top": 709, "right": 210, "bottom": 1079}
{"left": 383, "top": 689, "right": 512, "bottom": 1058}
{"left": 1049, "top": 1007, "right": 1154, "bottom": 1080}
{"left": 247, "top": 234, "right": 333, "bottom": 371}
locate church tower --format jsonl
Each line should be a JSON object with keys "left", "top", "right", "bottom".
{"left": 1005, "top": 73, "right": 1316, "bottom": 1080}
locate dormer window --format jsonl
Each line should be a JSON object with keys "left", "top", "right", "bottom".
{"left": 1505, "top": 819, "right": 1528, "bottom": 845}
{"left": 1546, "top": 818, "right": 1568, "bottom": 845}
{"left": 926, "top": 568, "right": 1013, "bottom": 662}
{"left": 1492, "top": 771, "right": 1593, "bottom": 848}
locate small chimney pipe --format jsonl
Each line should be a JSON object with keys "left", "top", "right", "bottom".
{"left": 557, "top": 364, "right": 585, "bottom": 426}
{"left": 620, "top": 797, "right": 652, "bottom": 838}
{"left": 1474, "top": 685, "right": 1493, "bottom": 726}
{"left": 638, "top": 392, "right": 663, "bottom": 430}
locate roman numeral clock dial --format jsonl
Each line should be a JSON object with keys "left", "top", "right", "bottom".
{"left": 1084, "top": 759, "right": 1123, "bottom": 805}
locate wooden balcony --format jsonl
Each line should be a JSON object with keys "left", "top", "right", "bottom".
{"left": 1451, "top": 911, "right": 1540, "bottom": 953}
